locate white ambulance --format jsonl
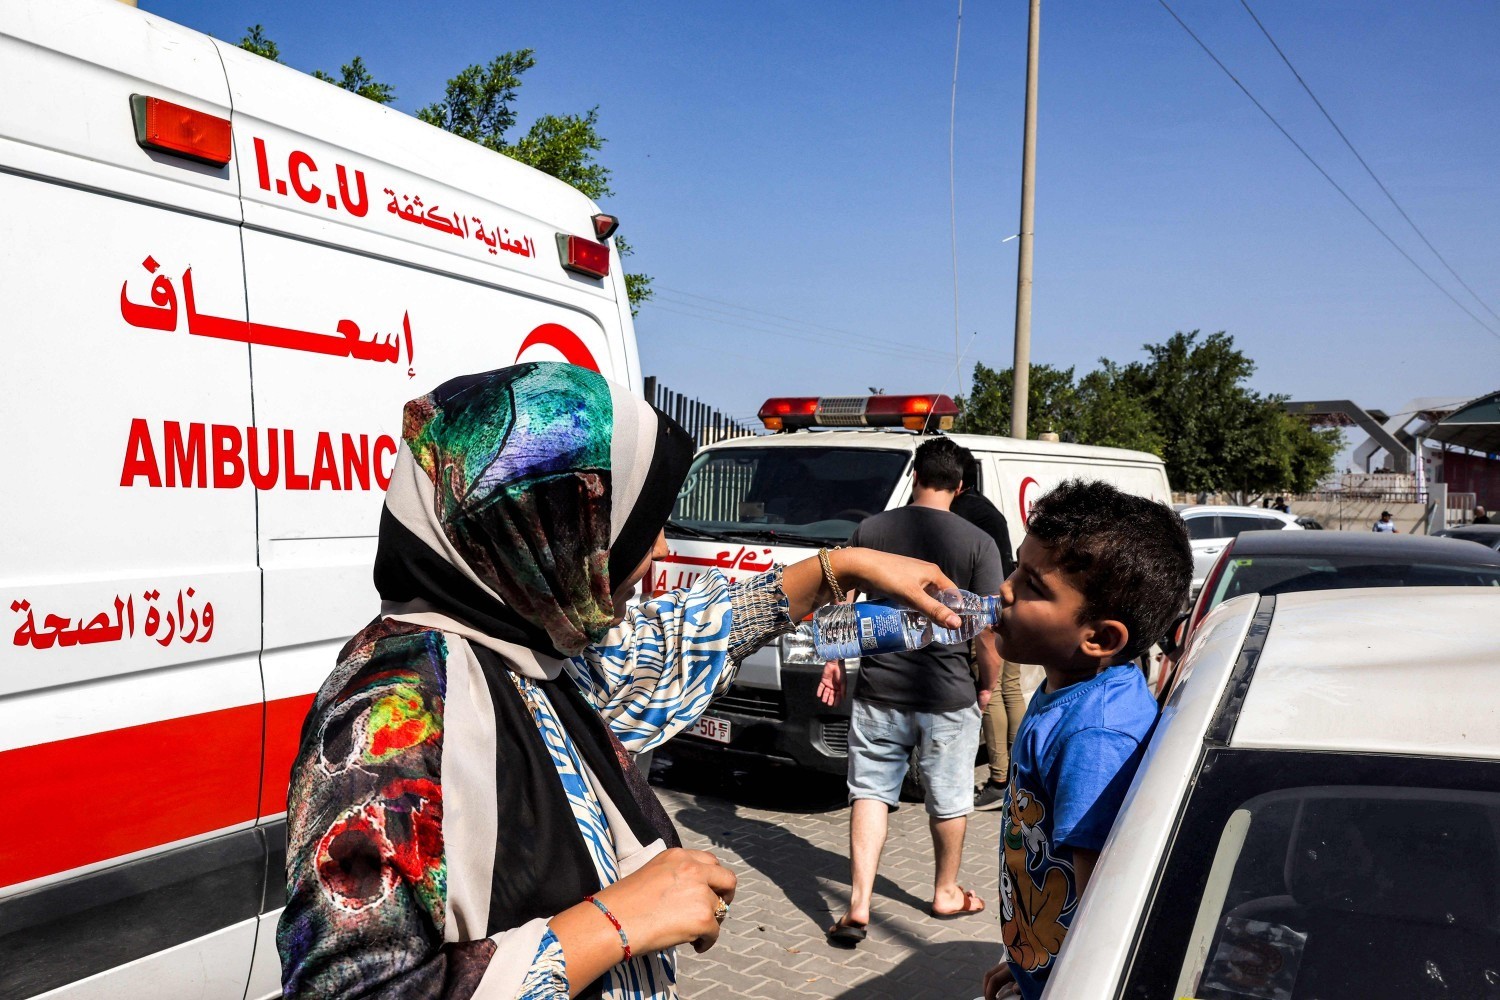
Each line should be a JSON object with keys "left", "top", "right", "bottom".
{"left": 660, "top": 393, "right": 1172, "bottom": 774}
{"left": 0, "top": 3, "right": 641, "bottom": 997}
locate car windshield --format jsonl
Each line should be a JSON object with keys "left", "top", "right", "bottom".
{"left": 1123, "top": 749, "right": 1500, "bottom": 1000}
{"left": 668, "top": 445, "right": 909, "bottom": 545}
{"left": 1205, "top": 553, "right": 1500, "bottom": 611}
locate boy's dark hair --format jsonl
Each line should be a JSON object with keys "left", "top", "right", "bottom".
{"left": 1025, "top": 479, "right": 1192, "bottom": 663}
{"left": 912, "top": 437, "right": 965, "bottom": 492}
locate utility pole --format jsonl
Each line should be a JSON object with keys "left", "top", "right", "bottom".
{"left": 1010, "top": 0, "right": 1040, "bottom": 440}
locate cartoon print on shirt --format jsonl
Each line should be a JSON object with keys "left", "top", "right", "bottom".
{"left": 999, "top": 781, "right": 1077, "bottom": 973}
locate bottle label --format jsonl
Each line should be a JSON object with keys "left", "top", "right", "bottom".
{"left": 817, "top": 602, "right": 912, "bottom": 660}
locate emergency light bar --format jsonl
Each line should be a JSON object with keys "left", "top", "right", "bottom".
{"left": 758, "top": 394, "right": 959, "bottom": 433}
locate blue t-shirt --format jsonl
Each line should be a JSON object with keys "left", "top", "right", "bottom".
{"left": 999, "top": 665, "right": 1157, "bottom": 1000}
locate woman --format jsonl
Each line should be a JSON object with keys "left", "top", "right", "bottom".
{"left": 277, "top": 363, "right": 960, "bottom": 999}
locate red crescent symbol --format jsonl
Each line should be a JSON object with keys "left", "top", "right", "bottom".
{"left": 1019, "top": 476, "right": 1040, "bottom": 527}
{"left": 514, "top": 323, "right": 599, "bottom": 372}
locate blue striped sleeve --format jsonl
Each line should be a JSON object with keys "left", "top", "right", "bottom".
{"left": 566, "top": 566, "right": 793, "bottom": 753}
{"left": 514, "top": 929, "right": 568, "bottom": 999}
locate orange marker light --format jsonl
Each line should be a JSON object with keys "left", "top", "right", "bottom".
{"left": 130, "top": 95, "right": 232, "bottom": 167}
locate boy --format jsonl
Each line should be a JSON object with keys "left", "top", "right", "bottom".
{"left": 981, "top": 480, "right": 1191, "bottom": 1000}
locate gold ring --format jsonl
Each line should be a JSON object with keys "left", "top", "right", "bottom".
{"left": 714, "top": 897, "right": 729, "bottom": 923}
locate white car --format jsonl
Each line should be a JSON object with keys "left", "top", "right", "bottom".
{"left": 1044, "top": 587, "right": 1500, "bottom": 999}
{"left": 1176, "top": 505, "right": 1303, "bottom": 596}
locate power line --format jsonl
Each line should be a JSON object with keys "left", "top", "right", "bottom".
{"left": 652, "top": 285, "right": 930, "bottom": 354}
{"left": 949, "top": 0, "right": 965, "bottom": 388}
{"left": 1239, "top": 0, "right": 1500, "bottom": 327}
{"left": 1156, "top": 0, "right": 1500, "bottom": 343}
{"left": 650, "top": 295, "right": 926, "bottom": 361}
{"left": 645, "top": 300, "right": 957, "bottom": 367}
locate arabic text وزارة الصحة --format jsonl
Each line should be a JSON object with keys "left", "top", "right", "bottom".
{"left": 10, "top": 588, "right": 215, "bottom": 650}
{"left": 119, "top": 256, "right": 415, "bottom": 377}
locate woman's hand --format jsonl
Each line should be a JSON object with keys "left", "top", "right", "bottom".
{"left": 781, "top": 548, "right": 960, "bottom": 625}
{"left": 595, "top": 848, "right": 737, "bottom": 956}
{"left": 834, "top": 549, "right": 961, "bottom": 627}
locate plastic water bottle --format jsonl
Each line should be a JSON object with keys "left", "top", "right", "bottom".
{"left": 811, "top": 589, "right": 1000, "bottom": 660}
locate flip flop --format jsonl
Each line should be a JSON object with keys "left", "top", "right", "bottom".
{"left": 825, "top": 915, "right": 869, "bottom": 946}
{"left": 930, "top": 887, "right": 986, "bottom": 919}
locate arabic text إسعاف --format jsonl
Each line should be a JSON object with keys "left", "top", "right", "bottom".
{"left": 120, "top": 256, "right": 415, "bottom": 376}
{"left": 10, "top": 588, "right": 215, "bottom": 651}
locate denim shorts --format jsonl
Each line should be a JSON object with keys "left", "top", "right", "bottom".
{"left": 847, "top": 698, "right": 982, "bottom": 819}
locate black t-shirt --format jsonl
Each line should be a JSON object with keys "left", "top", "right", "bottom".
{"left": 849, "top": 505, "right": 1005, "bottom": 712}
{"left": 950, "top": 490, "right": 1017, "bottom": 579}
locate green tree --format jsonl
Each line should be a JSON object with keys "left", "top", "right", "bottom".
{"left": 238, "top": 25, "right": 280, "bottom": 62}
{"left": 1119, "top": 330, "right": 1339, "bottom": 496}
{"left": 951, "top": 333, "right": 1337, "bottom": 497}
{"left": 954, "top": 362, "right": 1079, "bottom": 437}
{"left": 1119, "top": 330, "right": 1260, "bottom": 494}
{"left": 313, "top": 56, "right": 396, "bottom": 105}
{"left": 415, "top": 52, "right": 536, "bottom": 152}
{"left": 1073, "top": 362, "right": 1165, "bottom": 455}
{"left": 1283, "top": 412, "right": 1343, "bottom": 493}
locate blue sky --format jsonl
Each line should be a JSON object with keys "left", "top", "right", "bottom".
{"left": 151, "top": 0, "right": 1500, "bottom": 430}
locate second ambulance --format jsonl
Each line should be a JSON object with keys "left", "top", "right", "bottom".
{"left": 660, "top": 393, "right": 1172, "bottom": 774}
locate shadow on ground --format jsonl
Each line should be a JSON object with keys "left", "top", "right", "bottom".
{"left": 650, "top": 749, "right": 847, "bottom": 814}
{"left": 656, "top": 751, "right": 933, "bottom": 939}
{"left": 830, "top": 940, "right": 995, "bottom": 1000}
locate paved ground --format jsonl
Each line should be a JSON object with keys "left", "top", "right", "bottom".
{"left": 651, "top": 752, "right": 1003, "bottom": 1000}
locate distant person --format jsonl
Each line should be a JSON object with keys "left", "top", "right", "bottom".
{"left": 980, "top": 481, "right": 1191, "bottom": 1000}
{"left": 1475, "top": 505, "right": 1491, "bottom": 525}
{"left": 948, "top": 450, "right": 1024, "bottom": 813}
{"left": 818, "top": 437, "right": 1005, "bottom": 945}
{"left": 1374, "top": 510, "right": 1398, "bottom": 533}
{"left": 1275, "top": 495, "right": 1290, "bottom": 513}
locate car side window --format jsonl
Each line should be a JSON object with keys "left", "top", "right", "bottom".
{"left": 1121, "top": 751, "right": 1500, "bottom": 1000}
{"left": 1219, "top": 515, "right": 1285, "bottom": 536}
{"left": 1185, "top": 515, "right": 1223, "bottom": 541}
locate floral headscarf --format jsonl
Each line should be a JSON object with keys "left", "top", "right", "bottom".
{"left": 374, "top": 362, "right": 693, "bottom": 656}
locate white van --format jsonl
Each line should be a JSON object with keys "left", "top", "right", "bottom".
{"left": 0, "top": 3, "right": 641, "bottom": 997}
{"left": 660, "top": 393, "right": 1172, "bottom": 774}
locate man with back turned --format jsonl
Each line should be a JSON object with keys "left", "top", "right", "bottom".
{"left": 819, "top": 436, "right": 1005, "bottom": 944}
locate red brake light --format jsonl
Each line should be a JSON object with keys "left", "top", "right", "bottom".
{"left": 556, "top": 234, "right": 611, "bottom": 278}
{"left": 592, "top": 213, "right": 620, "bottom": 240}
{"left": 130, "top": 95, "right": 232, "bottom": 166}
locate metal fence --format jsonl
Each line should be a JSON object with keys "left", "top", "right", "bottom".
{"left": 673, "top": 458, "right": 757, "bottom": 522}
{"left": 643, "top": 376, "right": 760, "bottom": 448}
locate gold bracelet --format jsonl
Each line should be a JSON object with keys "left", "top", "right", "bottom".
{"left": 817, "top": 547, "right": 845, "bottom": 603}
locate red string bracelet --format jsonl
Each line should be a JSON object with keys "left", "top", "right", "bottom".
{"left": 585, "top": 895, "right": 632, "bottom": 961}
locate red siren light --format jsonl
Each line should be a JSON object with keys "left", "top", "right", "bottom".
{"left": 756, "top": 394, "right": 959, "bottom": 432}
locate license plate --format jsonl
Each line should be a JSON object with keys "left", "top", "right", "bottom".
{"left": 691, "top": 715, "right": 732, "bottom": 744}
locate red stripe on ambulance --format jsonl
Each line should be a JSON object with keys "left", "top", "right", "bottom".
{"left": 0, "top": 694, "right": 314, "bottom": 889}
{"left": 119, "top": 419, "right": 398, "bottom": 490}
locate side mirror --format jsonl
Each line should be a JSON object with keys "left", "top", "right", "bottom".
{"left": 1158, "top": 612, "right": 1190, "bottom": 657}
